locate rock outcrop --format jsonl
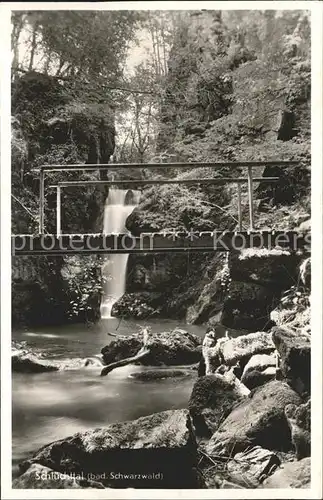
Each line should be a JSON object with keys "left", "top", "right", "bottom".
{"left": 272, "top": 327, "right": 310, "bottom": 396}
{"left": 224, "top": 447, "right": 281, "bottom": 488}
{"left": 12, "top": 464, "right": 104, "bottom": 489}
{"left": 202, "top": 331, "right": 275, "bottom": 374}
{"left": 101, "top": 329, "right": 202, "bottom": 366}
{"left": 206, "top": 380, "right": 301, "bottom": 456}
{"left": 186, "top": 258, "right": 229, "bottom": 325}
{"left": 261, "top": 457, "right": 311, "bottom": 488}
{"left": 229, "top": 249, "right": 300, "bottom": 289}
{"left": 18, "top": 409, "right": 202, "bottom": 489}
{"left": 12, "top": 353, "right": 59, "bottom": 374}
{"left": 186, "top": 249, "right": 302, "bottom": 332}
{"left": 241, "top": 353, "right": 277, "bottom": 389}
{"left": 188, "top": 373, "right": 247, "bottom": 437}
{"left": 221, "top": 280, "right": 278, "bottom": 330}
{"left": 111, "top": 292, "right": 164, "bottom": 319}
{"left": 285, "top": 399, "right": 311, "bottom": 460}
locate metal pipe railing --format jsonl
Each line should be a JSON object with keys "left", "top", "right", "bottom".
{"left": 37, "top": 160, "right": 301, "bottom": 234}
{"left": 51, "top": 177, "right": 279, "bottom": 236}
{"left": 247, "top": 166, "right": 255, "bottom": 230}
{"left": 35, "top": 160, "right": 300, "bottom": 172}
{"left": 39, "top": 169, "right": 45, "bottom": 234}
{"left": 48, "top": 177, "right": 279, "bottom": 188}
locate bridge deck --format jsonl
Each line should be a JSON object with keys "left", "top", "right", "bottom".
{"left": 12, "top": 231, "right": 310, "bottom": 256}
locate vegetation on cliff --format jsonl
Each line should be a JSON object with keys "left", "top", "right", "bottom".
{"left": 123, "top": 10, "right": 311, "bottom": 323}
{"left": 11, "top": 12, "right": 140, "bottom": 325}
{"left": 11, "top": 10, "right": 311, "bottom": 326}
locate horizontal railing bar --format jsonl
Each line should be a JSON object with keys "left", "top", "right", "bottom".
{"left": 48, "top": 177, "right": 280, "bottom": 188}
{"left": 35, "top": 160, "right": 302, "bottom": 172}
{"left": 11, "top": 231, "right": 311, "bottom": 256}
{"left": 11, "top": 230, "right": 312, "bottom": 237}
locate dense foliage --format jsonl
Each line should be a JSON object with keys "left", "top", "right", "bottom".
{"left": 131, "top": 10, "right": 311, "bottom": 232}
{"left": 124, "top": 10, "right": 311, "bottom": 319}
{"left": 11, "top": 9, "right": 311, "bottom": 325}
{"left": 12, "top": 11, "right": 140, "bottom": 81}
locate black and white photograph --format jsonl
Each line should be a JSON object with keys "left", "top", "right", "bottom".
{"left": 1, "top": 1, "right": 322, "bottom": 498}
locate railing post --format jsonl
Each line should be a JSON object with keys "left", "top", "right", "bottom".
{"left": 56, "top": 186, "right": 61, "bottom": 237}
{"left": 237, "top": 183, "right": 242, "bottom": 231}
{"left": 39, "top": 169, "right": 45, "bottom": 234}
{"left": 247, "top": 166, "right": 254, "bottom": 231}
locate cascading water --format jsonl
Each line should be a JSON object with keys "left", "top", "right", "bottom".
{"left": 100, "top": 188, "right": 140, "bottom": 319}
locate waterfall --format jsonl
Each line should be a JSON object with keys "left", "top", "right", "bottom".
{"left": 100, "top": 188, "right": 140, "bottom": 319}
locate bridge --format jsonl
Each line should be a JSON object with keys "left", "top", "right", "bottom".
{"left": 12, "top": 160, "right": 311, "bottom": 256}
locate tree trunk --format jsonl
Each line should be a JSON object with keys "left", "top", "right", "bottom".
{"left": 28, "top": 22, "right": 39, "bottom": 71}
{"left": 148, "top": 15, "right": 159, "bottom": 77}
{"left": 11, "top": 14, "right": 26, "bottom": 72}
{"left": 160, "top": 25, "right": 168, "bottom": 75}
{"left": 43, "top": 52, "right": 51, "bottom": 74}
{"left": 56, "top": 56, "right": 66, "bottom": 76}
{"left": 155, "top": 28, "right": 162, "bottom": 77}
{"left": 100, "top": 347, "right": 151, "bottom": 376}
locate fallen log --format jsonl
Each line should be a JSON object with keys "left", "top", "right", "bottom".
{"left": 106, "top": 332, "right": 120, "bottom": 337}
{"left": 100, "top": 347, "right": 151, "bottom": 377}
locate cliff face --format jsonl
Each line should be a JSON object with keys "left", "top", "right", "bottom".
{"left": 121, "top": 10, "right": 311, "bottom": 324}
{"left": 157, "top": 10, "right": 310, "bottom": 160}
{"left": 12, "top": 72, "right": 115, "bottom": 326}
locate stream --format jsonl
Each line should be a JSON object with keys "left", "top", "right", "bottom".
{"left": 12, "top": 318, "right": 205, "bottom": 477}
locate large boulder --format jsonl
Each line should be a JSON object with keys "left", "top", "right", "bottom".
{"left": 299, "top": 257, "right": 311, "bottom": 289}
{"left": 204, "top": 331, "right": 275, "bottom": 373}
{"left": 186, "top": 259, "right": 228, "bottom": 325}
{"left": 111, "top": 292, "right": 164, "bottom": 318}
{"left": 220, "top": 331, "right": 275, "bottom": 366}
{"left": 12, "top": 353, "right": 59, "bottom": 373}
{"left": 241, "top": 353, "right": 277, "bottom": 389}
{"left": 225, "top": 446, "right": 281, "bottom": 488}
{"left": 221, "top": 280, "right": 278, "bottom": 331}
{"left": 101, "top": 335, "right": 142, "bottom": 364}
{"left": 188, "top": 373, "right": 247, "bottom": 437}
{"left": 285, "top": 399, "right": 311, "bottom": 460}
{"left": 12, "top": 463, "right": 104, "bottom": 489}
{"left": 126, "top": 206, "right": 164, "bottom": 236}
{"left": 261, "top": 457, "right": 311, "bottom": 488}
{"left": 206, "top": 380, "right": 302, "bottom": 457}
{"left": 241, "top": 366, "right": 276, "bottom": 391}
{"left": 101, "top": 329, "right": 202, "bottom": 366}
{"left": 229, "top": 249, "right": 300, "bottom": 289}
{"left": 205, "top": 319, "right": 250, "bottom": 339}
{"left": 19, "top": 410, "right": 202, "bottom": 489}
{"left": 270, "top": 286, "right": 311, "bottom": 336}
{"left": 126, "top": 253, "right": 188, "bottom": 294}
{"left": 272, "top": 327, "right": 310, "bottom": 395}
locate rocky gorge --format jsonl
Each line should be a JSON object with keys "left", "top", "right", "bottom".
{"left": 13, "top": 249, "right": 311, "bottom": 489}
{"left": 12, "top": 11, "right": 311, "bottom": 329}
{"left": 11, "top": 9, "right": 312, "bottom": 492}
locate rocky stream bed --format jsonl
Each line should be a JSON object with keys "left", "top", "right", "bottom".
{"left": 12, "top": 250, "right": 311, "bottom": 489}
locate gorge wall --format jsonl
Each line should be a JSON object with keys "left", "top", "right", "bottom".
{"left": 12, "top": 72, "right": 116, "bottom": 326}
{"left": 118, "top": 10, "right": 311, "bottom": 325}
